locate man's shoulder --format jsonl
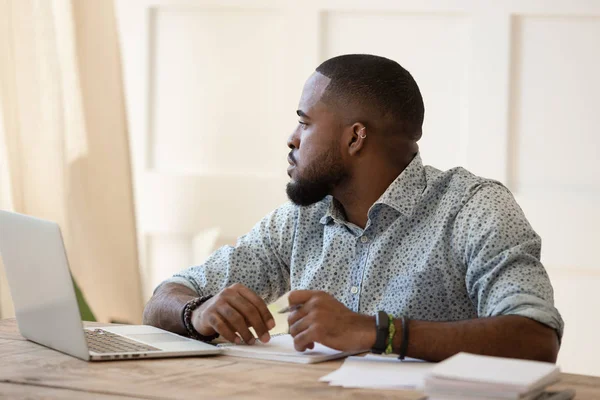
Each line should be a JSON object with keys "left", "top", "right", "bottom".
{"left": 423, "top": 164, "right": 511, "bottom": 206}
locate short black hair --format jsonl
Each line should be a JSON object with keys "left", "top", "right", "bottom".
{"left": 316, "top": 54, "right": 424, "bottom": 139}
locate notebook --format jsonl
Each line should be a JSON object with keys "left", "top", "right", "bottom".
{"left": 424, "top": 352, "right": 561, "bottom": 400}
{"left": 216, "top": 334, "right": 360, "bottom": 364}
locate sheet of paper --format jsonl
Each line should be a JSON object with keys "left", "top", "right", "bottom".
{"left": 218, "top": 334, "right": 360, "bottom": 363}
{"left": 320, "top": 354, "right": 433, "bottom": 390}
{"left": 428, "top": 352, "right": 560, "bottom": 390}
{"left": 266, "top": 292, "right": 290, "bottom": 335}
{"left": 220, "top": 334, "right": 340, "bottom": 357}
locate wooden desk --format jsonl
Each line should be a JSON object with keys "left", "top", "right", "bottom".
{"left": 0, "top": 319, "right": 598, "bottom": 399}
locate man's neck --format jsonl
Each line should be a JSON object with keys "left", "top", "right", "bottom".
{"left": 333, "top": 155, "right": 415, "bottom": 229}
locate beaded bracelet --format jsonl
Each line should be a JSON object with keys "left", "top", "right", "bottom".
{"left": 182, "top": 296, "right": 219, "bottom": 342}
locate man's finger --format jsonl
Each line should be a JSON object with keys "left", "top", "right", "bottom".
{"left": 229, "top": 294, "right": 270, "bottom": 343}
{"left": 207, "top": 312, "right": 240, "bottom": 344}
{"left": 287, "top": 290, "right": 319, "bottom": 306}
{"left": 287, "top": 305, "right": 309, "bottom": 327}
{"left": 293, "top": 327, "right": 316, "bottom": 352}
{"left": 217, "top": 305, "right": 256, "bottom": 345}
{"left": 237, "top": 285, "right": 275, "bottom": 330}
{"left": 288, "top": 312, "right": 311, "bottom": 337}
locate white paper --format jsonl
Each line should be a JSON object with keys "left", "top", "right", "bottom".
{"left": 320, "top": 354, "right": 433, "bottom": 390}
{"left": 218, "top": 334, "right": 360, "bottom": 364}
{"left": 220, "top": 334, "right": 337, "bottom": 356}
{"left": 428, "top": 352, "right": 560, "bottom": 391}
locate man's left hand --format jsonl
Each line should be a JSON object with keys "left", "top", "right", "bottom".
{"left": 287, "top": 290, "right": 376, "bottom": 352}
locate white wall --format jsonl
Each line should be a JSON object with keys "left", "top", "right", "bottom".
{"left": 116, "top": 0, "right": 600, "bottom": 376}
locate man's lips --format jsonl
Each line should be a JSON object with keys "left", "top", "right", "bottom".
{"left": 287, "top": 155, "right": 296, "bottom": 177}
{"left": 287, "top": 154, "right": 296, "bottom": 166}
{"left": 287, "top": 153, "right": 297, "bottom": 177}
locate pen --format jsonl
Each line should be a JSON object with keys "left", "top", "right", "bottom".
{"left": 277, "top": 305, "right": 302, "bottom": 314}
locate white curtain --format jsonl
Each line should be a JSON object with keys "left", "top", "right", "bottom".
{"left": 0, "top": 0, "right": 143, "bottom": 323}
{"left": 0, "top": 95, "right": 13, "bottom": 319}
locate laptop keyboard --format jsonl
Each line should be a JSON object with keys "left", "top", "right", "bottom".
{"left": 85, "top": 329, "right": 161, "bottom": 353}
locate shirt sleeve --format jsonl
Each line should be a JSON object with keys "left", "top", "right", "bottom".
{"left": 157, "top": 202, "right": 298, "bottom": 304}
{"left": 452, "top": 182, "right": 564, "bottom": 339}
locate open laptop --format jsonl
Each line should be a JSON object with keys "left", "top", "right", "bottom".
{"left": 0, "top": 210, "right": 222, "bottom": 361}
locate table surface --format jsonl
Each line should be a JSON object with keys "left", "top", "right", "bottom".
{"left": 0, "top": 318, "right": 598, "bottom": 399}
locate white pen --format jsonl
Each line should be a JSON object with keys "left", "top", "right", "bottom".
{"left": 277, "top": 304, "right": 302, "bottom": 314}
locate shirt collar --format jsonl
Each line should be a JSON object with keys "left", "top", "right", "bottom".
{"left": 319, "top": 153, "right": 426, "bottom": 225}
{"left": 319, "top": 197, "right": 346, "bottom": 225}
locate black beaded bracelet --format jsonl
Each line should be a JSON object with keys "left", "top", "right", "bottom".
{"left": 182, "top": 296, "right": 219, "bottom": 342}
{"left": 398, "top": 315, "right": 410, "bottom": 360}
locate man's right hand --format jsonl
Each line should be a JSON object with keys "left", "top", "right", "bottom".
{"left": 191, "top": 283, "right": 275, "bottom": 345}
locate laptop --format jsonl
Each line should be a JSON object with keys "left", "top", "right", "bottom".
{"left": 0, "top": 210, "right": 222, "bottom": 361}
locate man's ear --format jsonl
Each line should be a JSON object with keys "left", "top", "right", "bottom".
{"left": 346, "top": 123, "right": 367, "bottom": 156}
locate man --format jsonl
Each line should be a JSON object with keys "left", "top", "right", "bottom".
{"left": 144, "top": 54, "right": 562, "bottom": 362}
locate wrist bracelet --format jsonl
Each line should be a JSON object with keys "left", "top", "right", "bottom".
{"left": 182, "top": 295, "right": 219, "bottom": 342}
{"left": 384, "top": 314, "right": 395, "bottom": 355}
{"left": 398, "top": 315, "right": 410, "bottom": 360}
{"left": 371, "top": 310, "right": 389, "bottom": 354}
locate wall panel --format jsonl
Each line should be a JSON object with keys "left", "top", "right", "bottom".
{"left": 322, "top": 12, "right": 471, "bottom": 170}
{"left": 509, "top": 16, "right": 600, "bottom": 191}
{"left": 151, "top": 8, "right": 289, "bottom": 175}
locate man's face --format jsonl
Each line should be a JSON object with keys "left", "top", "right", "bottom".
{"left": 286, "top": 73, "right": 347, "bottom": 206}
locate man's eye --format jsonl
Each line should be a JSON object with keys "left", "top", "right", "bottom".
{"left": 298, "top": 121, "right": 308, "bottom": 129}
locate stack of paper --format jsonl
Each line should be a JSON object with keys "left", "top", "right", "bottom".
{"left": 320, "top": 354, "right": 433, "bottom": 390}
{"left": 217, "top": 334, "right": 360, "bottom": 364}
{"left": 424, "top": 353, "right": 561, "bottom": 400}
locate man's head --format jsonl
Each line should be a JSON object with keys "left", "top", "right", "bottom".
{"left": 286, "top": 54, "right": 424, "bottom": 206}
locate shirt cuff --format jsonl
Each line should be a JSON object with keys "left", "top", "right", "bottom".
{"left": 154, "top": 276, "right": 201, "bottom": 296}
{"left": 488, "top": 293, "right": 565, "bottom": 341}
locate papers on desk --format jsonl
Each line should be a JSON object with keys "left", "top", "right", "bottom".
{"left": 217, "top": 334, "right": 360, "bottom": 364}
{"left": 424, "top": 353, "right": 561, "bottom": 400}
{"left": 319, "top": 352, "right": 561, "bottom": 397}
{"left": 320, "top": 354, "right": 433, "bottom": 390}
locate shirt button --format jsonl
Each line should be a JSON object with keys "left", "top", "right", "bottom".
{"left": 351, "top": 286, "right": 359, "bottom": 294}
{"left": 360, "top": 236, "right": 369, "bottom": 243}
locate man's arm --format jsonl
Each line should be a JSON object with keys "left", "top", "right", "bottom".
{"left": 454, "top": 183, "right": 564, "bottom": 340}
{"left": 143, "top": 282, "right": 275, "bottom": 344}
{"left": 143, "top": 283, "right": 197, "bottom": 335}
{"left": 399, "top": 315, "right": 559, "bottom": 362}
{"left": 286, "top": 291, "right": 559, "bottom": 362}
{"left": 143, "top": 203, "right": 298, "bottom": 342}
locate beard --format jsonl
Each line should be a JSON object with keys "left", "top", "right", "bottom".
{"left": 286, "top": 148, "right": 347, "bottom": 206}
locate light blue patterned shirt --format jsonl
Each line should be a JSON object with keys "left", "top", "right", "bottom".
{"left": 162, "top": 154, "right": 564, "bottom": 337}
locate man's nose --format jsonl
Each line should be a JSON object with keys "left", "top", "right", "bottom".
{"left": 287, "top": 130, "right": 299, "bottom": 150}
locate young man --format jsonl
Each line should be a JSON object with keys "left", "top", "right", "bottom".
{"left": 143, "top": 54, "right": 562, "bottom": 362}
